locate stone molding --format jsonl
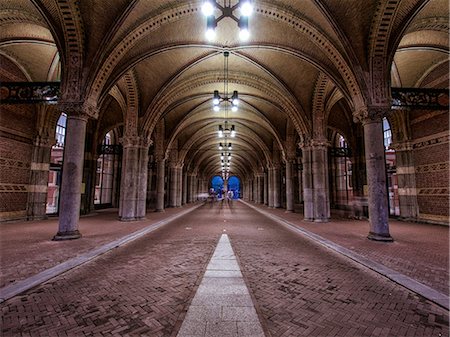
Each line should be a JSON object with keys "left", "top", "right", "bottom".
{"left": 120, "top": 136, "right": 152, "bottom": 148}
{"left": 353, "top": 105, "right": 389, "bottom": 124}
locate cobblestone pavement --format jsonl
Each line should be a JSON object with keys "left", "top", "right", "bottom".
{"left": 1, "top": 202, "right": 449, "bottom": 337}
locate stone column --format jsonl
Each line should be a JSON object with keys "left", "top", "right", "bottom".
{"left": 311, "top": 141, "right": 330, "bottom": 222}
{"left": 361, "top": 109, "right": 393, "bottom": 241}
{"left": 176, "top": 165, "right": 182, "bottom": 207}
{"left": 263, "top": 171, "right": 268, "bottom": 205}
{"left": 119, "top": 137, "right": 139, "bottom": 221}
{"left": 155, "top": 157, "right": 165, "bottom": 212}
{"left": 54, "top": 104, "right": 88, "bottom": 240}
{"left": 392, "top": 141, "right": 418, "bottom": 220}
{"left": 169, "top": 164, "right": 177, "bottom": 207}
{"left": 267, "top": 168, "right": 274, "bottom": 207}
{"left": 273, "top": 166, "right": 281, "bottom": 208}
{"left": 27, "top": 135, "right": 54, "bottom": 220}
{"left": 297, "top": 157, "right": 303, "bottom": 204}
{"left": 302, "top": 145, "right": 314, "bottom": 221}
{"left": 182, "top": 169, "right": 187, "bottom": 205}
{"left": 136, "top": 142, "right": 149, "bottom": 219}
{"left": 285, "top": 159, "right": 294, "bottom": 212}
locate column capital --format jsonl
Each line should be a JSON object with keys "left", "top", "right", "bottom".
{"left": 120, "top": 135, "right": 152, "bottom": 148}
{"left": 298, "top": 134, "right": 311, "bottom": 149}
{"left": 58, "top": 101, "right": 91, "bottom": 121}
{"left": 310, "top": 138, "right": 330, "bottom": 148}
{"left": 353, "top": 105, "right": 389, "bottom": 124}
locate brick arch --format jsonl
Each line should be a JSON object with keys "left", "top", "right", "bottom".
{"left": 55, "top": 0, "right": 85, "bottom": 102}
{"left": 311, "top": 73, "right": 330, "bottom": 140}
{"left": 367, "top": 0, "right": 402, "bottom": 106}
{"left": 122, "top": 70, "right": 139, "bottom": 137}
{"left": 87, "top": 2, "right": 366, "bottom": 119}
{"left": 0, "top": 9, "right": 47, "bottom": 27}
{"left": 142, "top": 68, "right": 308, "bottom": 144}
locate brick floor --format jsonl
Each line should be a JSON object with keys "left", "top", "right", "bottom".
{"left": 248, "top": 202, "right": 449, "bottom": 296}
{"left": 1, "top": 201, "right": 449, "bottom": 337}
{"left": 0, "top": 207, "right": 195, "bottom": 288}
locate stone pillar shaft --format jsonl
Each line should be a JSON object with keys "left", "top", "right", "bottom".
{"left": 263, "top": 171, "right": 268, "bottom": 205}
{"left": 169, "top": 165, "right": 177, "bottom": 207}
{"left": 302, "top": 147, "right": 314, "bottom": 221}
{"left": 176, "top": 166, "right": 182, "bottom": 207}
{"left": 285, "top": 160, "right": 294, "bottom": 212}
{"left": 364, "top": 118, "right": 392, "bottom": 241}
{"left": 155, "top": 159, "right": 165, "bottom": 211}
{"left": 267, "top": 168, "right": 274, "bottom": 207}
{"left": 312, "top": 144, "right": 329, "bottom": 222}
{"left": 182, "top": 170, "right": 187, "bottom": 205}
{"left": 273, "top": 167, "right": 281, "bottom": 208}
{"left": 27, "top": 139, "right": 52, "bottom": 220}
{"left": 394, "top": 143, "right": 418, "bottom": 219}
{"left": 54, "top": 113, "right": 87, "bottom": 240}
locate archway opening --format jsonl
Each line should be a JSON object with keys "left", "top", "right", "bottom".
{"left": 211, "top": 176, "right": 224, "bottom": 198}
{"left": 227, "top": 176, "right": 240, "bottom": 199}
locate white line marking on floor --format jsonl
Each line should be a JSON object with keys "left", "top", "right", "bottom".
{"left": 176, "top": 234, "right": 265, "bottom": 337}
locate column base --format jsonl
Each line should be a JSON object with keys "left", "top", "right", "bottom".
{"left": 285, "top": 210, "right": 294, "bottom": 213}
{"left": 119, "top": 216, "right": 137, "bottom": 222}
{"left": 367, "top": 232, "right": 394, "bottom": 242}
{"left": 53, "top": 230, "right": 82, "bottom": 241}
{"left": 314, "top": 218, "right": 329, "bottom": 223}
{"left": 155, "top": 209, "right": 165, "bottom": 213}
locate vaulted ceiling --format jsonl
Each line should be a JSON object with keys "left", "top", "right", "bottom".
{"left": 1, "top": 0, "right": 448, "bottom": 180}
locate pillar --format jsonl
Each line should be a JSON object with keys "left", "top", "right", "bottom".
{"left": 155, "top": 158, "right": 165, "bottom": 212}
{"left": 273, "top": 166, "right": 281, "bottom": 208}
{"left": 176, "top": 166, "right": 182, "bottom": 207}
{"left": 136, "top": 143, "right": 149, "bottom": 219}
{"left": 27, "top": 135, "right": 53, "bottom": 220}
{"left": 302, "top": 145, "right": 314, "bottom": 221}
{"left": 118, "top": 136, "right": 149, "bottom": 221}
{"left": 267, "top": 168, "right": 274, "bottom": 207}
{"left": 362, "top": 111, "right": 393, "bottom": 241}
{"left": 311, "top": 142, "right": 330, "bottom": 222}
{"left": 297, "top": 157, "right": 303, "bottom": 204}
{"left": 263, "top": 171, "right": 268, "bottom": 205}
{"left": 182, "top": 169, "right": 187, "bottom": 205}
{"left": 53, "top": 104, "right": 88, "bottom": 240}
{"left": 169, "top": 164, "right": 177, "bottom": 207}
{"left": 393, "top": 141, "right": 419, "bottom": 220}
{"left": 285, "top": 159, "right": 294, "bottom": 212}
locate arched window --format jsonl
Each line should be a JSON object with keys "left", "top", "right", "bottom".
{"left": 46, "top": 113, "right": 66, "bottom": 214}
{"left": 94, "top": 132, "right": 120, "bottom": 207}
{"left": 383, "top": 117, "right": 392, "bottom": 149}
{"left": 330, "top": 133, "right": 353, "bottom": 209}
{"left": 383, "top": 117, "right": 399, "bottom": 216}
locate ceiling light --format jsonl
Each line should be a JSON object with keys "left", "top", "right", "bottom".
{"left": 240, "top": 1, "right": 253, "bottom": 16}
{"left": 202, "top": 1, "right": 252, "bottom": 41}
{"left": 202, "top": 1, "right": 215, "bottom": 16}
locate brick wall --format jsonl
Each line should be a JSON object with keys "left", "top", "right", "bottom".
{"left": 411, "top": 109, "right": 449, "bottom": 223}
{"left": 0, "top": 55, "right": 36, "bottom": 221}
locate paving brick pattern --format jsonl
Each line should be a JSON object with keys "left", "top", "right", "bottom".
{"left": 0, "top": 207, "right": 192, "bottom": 288}
{"left": 227, "top": 204, "right": 449, "bottom": 337}
{"left": 253, "top": 203, "right": 449, "bottom": 296}
{"left": 1, "top": 207, "right": 219, "bottom": 337}
{"left": 1, "top": 202, "right": 449, "bottom": 337}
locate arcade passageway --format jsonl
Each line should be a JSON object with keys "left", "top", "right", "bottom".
{"left": 1, "top": 201, "right": 448, "bottom": 336}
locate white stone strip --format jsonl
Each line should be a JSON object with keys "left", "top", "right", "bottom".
{"left": 177, "top": 234, "right": 265, "bottom": 337}
{"left": 0, "top": 203, "right": 203, "bottom": 303}
{"left": 240, "top": 200, "right": 449, "bottom": 311}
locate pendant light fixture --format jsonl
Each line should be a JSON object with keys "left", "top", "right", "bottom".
{"left": 201, "top": 0, "right": 253, "bottom": 41}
